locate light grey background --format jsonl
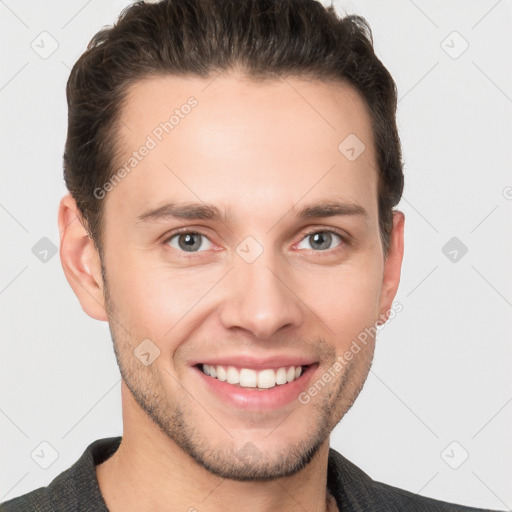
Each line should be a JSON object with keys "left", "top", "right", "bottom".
{"left": 1, "top": 0, "right": 511, "bottom": 509}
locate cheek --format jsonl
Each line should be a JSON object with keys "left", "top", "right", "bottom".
{"left": 104, "top": 252, "right": 221, "bottom": 340}
{"left": 305, "top": 257, "right": 383, "bottom": 344}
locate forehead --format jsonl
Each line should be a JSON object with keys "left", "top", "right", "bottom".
{"left": 108, "top": 72, "right": 378, "bottom": 225}
{"left": 119, "top": 72, "right": 374, "bottom": 152}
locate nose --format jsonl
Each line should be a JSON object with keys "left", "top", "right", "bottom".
{"left": 218, "top": 250, "right": 304, "bottom": 340}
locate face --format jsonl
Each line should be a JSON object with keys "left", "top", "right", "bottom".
{"left": 66, "top": 72, "right": 403, "bottom": 481}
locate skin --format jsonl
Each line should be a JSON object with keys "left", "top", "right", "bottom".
{"left": 58, "top": 72, "right": 404, "bottom": 512}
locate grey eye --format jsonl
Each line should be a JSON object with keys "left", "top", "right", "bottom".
{"left": 296, "top": 231, "right": 342, "bottom": 251}
{"left": 167, "top": 232, "right": 213, "bottom": 252}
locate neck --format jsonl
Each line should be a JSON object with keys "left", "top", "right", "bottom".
{"left": 96, "top": 383, "right": 338, "bottom": 512}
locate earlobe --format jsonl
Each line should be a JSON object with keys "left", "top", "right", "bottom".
{"left": 58, "top": 194, "right": 108, "bottom": 321}
{"left": 378, "top": 211, "right": 405, "bottom": 323}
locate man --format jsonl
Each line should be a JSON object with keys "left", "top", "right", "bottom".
{"left": 0, "top": 1, "right": 502, "bottom": 511}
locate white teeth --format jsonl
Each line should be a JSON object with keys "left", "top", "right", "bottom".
{"left": 275, "top": 367, "right": 287, "bottom": 385}
{"left": 201, "top": 364, "right": 305, "bottom": 389}
{"left": 258, "top": 369, "right": 276, "bottom": 389}
{"left": 226, "top": 366, "right": 240, "bottom": 384}
{"left": 216, "top": 366, "right": 227, "bottom": 381}
{"left": 239, "top": 369, "right": 257, "bottom": 387}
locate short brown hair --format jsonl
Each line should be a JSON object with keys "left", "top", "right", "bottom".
{"left": 64, "top": 0, "right": 403, "bottom": 256}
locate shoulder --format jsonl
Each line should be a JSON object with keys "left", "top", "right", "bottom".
{"left": 0, "top": 462, "right": 84, "bottom": 512}
{"left": 327, "top": 447, "right": 502, "bottom": 512}
{"left": 0, "top": 437, "right": 121, "bottom": 512}
{"left": 0, "top": 487, "right": 53, "bottom": 512}
{"left": 370, "top": 479, "right": 495, "bottom": 512}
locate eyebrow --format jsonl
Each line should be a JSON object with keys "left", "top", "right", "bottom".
{"left": 136, "top": 200, "right": 368, "bottom": 224}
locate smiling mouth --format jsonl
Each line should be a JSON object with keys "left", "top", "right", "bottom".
{"left": 196, "top": 363, "right": 311, "bottom": 390}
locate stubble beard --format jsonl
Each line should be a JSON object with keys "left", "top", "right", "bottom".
{"left": 102, "top": 271, "right": 372, "bottom": 482}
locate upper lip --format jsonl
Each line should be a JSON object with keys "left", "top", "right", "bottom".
{"left": 190, "top": 355, "right": 317, "bottom": 369}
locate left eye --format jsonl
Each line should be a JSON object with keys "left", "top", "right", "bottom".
{"left": 296, "top": 231, "right": 343, "bottom": 251}
{"left": 166, "top": 232, "right": 213, "bottom": 253}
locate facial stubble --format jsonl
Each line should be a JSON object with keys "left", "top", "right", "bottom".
{"left": 101, "top": 262, "right": 374, "bottom": 482}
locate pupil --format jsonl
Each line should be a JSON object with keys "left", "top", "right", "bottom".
{"left": 312, "top": 232, "right": 331, "bottom": 250}
{"left": 179, "top": 233, "right": 201, "bottom": 251}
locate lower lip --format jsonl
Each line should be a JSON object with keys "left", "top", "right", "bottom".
{"left": 193, "top": 364, "right": 318, "bottom": 411}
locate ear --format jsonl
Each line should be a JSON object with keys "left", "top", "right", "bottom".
{"left": 58, "top": 194, "right": 108, "bottom": 321}
{"left": 378, "top": 211, "right": 405, "bottom": 323}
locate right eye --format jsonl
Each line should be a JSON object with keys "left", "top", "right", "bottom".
{"left": 165, "top": 231, "right": 214, "bottom": 253}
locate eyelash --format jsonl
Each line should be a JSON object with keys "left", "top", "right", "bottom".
{"left": 162, "top": 227, "right": 349, "bottom": 258}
